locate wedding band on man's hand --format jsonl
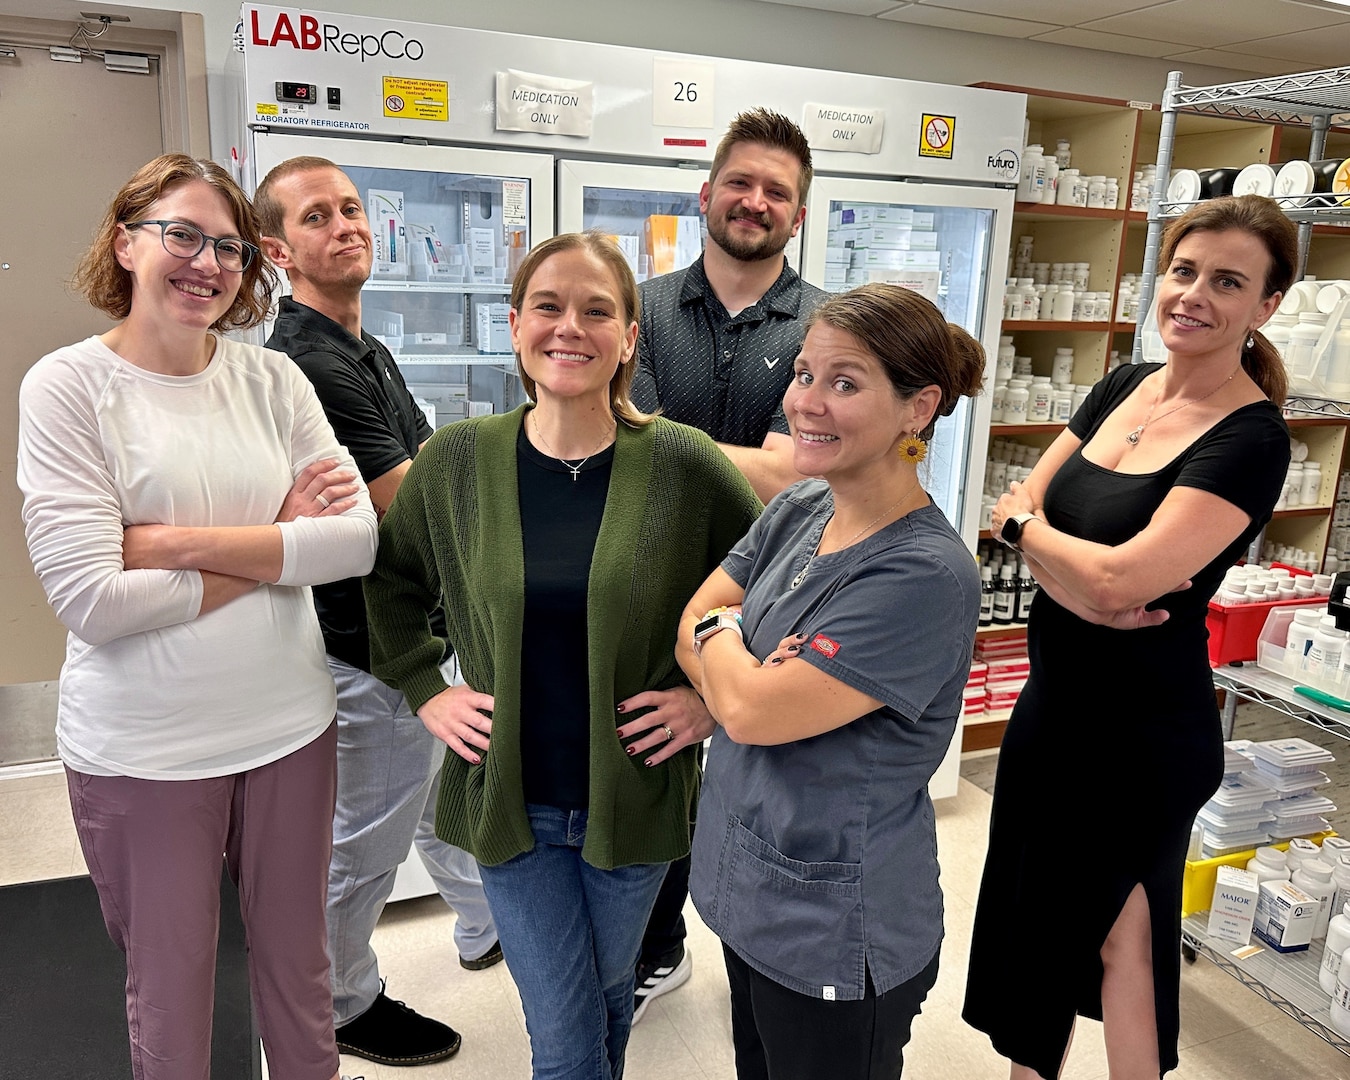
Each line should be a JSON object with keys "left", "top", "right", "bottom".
{"left": 662, "top": 725, "right": 675, "bottom": 742}
{"left": 316, "top": 494, "right": 330, "bottom": 509}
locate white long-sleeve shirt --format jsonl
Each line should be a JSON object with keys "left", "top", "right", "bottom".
{"left": 18, "top": 335, "right": 378, "bottom": 779}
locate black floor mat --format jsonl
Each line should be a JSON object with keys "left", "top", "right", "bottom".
{"left": 0, "top": 870, "right": 261, "bottom": 1077}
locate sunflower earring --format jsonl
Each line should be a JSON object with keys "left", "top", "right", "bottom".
{"left": 898, "top": 431, "right": 927, "bottom": 464}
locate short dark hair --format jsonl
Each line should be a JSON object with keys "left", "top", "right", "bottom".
{"left": 72, "top": 154, "right": 276, "bottom": 331}
{"left": 810, "top": 284, "right": 985, "bottom": 440}
{"left": 709, "top": 108, "right": 813, "bottom": 207}
{"left": 1157, "top": 194, "right": 1297, "bottom": 405}
{"left": 508, "top": 232, "right": 654, "bottom": 427}
{"left": 254, "top": 155, "right": 345, "bottom": 241}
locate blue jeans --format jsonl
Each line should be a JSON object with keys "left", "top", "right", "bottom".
{"left": 327, "top": 657, "right": 497, "bottom": 1024}
{"left": 478, "top": 805, "right": 667, "bottom": 1080}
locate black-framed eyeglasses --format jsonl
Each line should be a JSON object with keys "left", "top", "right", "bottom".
{"left": 125, "top": 219, "right": 258, "bottom": 273}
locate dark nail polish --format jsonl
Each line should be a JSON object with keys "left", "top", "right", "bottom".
{"left": 786, "top": 645, "right": 800, "bottom": 653}
{"left": 616, "top": 704, "right": 626, "bottom": 713}
{"left": 626, "top": 747, "right": 636, "bottom": 756}
{"left": 769, "top": 657, "right": 783, "bottom": 665}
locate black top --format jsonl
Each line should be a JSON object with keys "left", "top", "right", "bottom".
{"left": 633, "top": 255, "right": 828, "bottom": 447}
{"left": 266, "top": 296, "right": 434, "bottom": 672}
{"left": 517, "top": 425, "right": 614, "bottom": 810}
{"left": 1059, "top": 362, "right": 1289, "bottom": 628}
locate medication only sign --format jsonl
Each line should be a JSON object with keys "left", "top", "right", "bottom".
{"left": 802, "top": 104, "right": 884, "bottom": 155}
{"left": 496, "top": 69, "right": 594, "bottom": 138}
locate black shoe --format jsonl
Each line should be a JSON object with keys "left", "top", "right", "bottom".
{"left": 632, "top": 946, "right": 693, "bottom": 1024}
{"left": 336, "top": 982, "right": 461, "bottom": 1066}
{"left": 459, "top": 938, "right": 504, "bottom": 971}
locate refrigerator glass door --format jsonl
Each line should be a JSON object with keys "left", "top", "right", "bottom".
{"left": 253, "top": 132, "right": 553, "bottom": 427}
{"left": 800, "top": 178, "right": 1013, "bottom": 545}
{"left": 557, "top": 159, "right": 801, "bottom": 282}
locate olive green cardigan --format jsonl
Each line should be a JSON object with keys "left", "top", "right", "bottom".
{"left": 365, "top": 406, "right": 761, "bottom": 869}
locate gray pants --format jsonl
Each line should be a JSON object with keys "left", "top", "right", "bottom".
{"left": 327, "top": 656, "right": 496, "bottom": 1025}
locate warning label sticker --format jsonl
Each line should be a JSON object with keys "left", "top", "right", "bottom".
{"left": 919, "top": 113, "right": 955, "bottom": 159}
{"left": 382, "top": 76, "right": 448, "bottom": 122}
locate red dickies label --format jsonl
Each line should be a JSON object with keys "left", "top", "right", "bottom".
{"left": 810, "top": 633, "right": 840, "bottom": 658}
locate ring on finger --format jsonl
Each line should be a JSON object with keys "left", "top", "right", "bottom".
{"left": 662, "top": 725, "right": 675, "bottom": 742}
{"left": 316, "top": 493, "right": 330, "bottom": 509}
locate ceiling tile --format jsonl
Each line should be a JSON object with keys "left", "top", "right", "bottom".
{"left": 1081, "top": 0, "right": 1350, "bottom": 49}
{"left": 879, "top": 4, "right": 1060, "bottom": 37}
{"left": 751, "top": 0, "right": 912, "bottom": 14}
{"left": 1029, "top": 27, "right": 1181, "bottom": 58}
{"left": 914, "top": 0, "right": 1160, "bottom": 25}
{"left": 1239, "top": 22, "right": 1350, "bottom": 67}
{"left": 1162, "top": 48, "right": 1308, "bottom": 78}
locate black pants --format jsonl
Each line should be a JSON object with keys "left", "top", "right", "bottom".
{"left": 723, "top": 944, "right": 940, "bottom": 1080}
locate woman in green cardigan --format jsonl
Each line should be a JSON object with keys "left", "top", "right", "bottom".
{"left": 365, "top": 231, "right": 761, "bottom": 1079}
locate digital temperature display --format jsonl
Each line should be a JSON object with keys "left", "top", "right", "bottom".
{"left": 276, "top": 81, "right": 317, "bottom": 104}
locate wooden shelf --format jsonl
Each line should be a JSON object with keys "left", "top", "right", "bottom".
{"left": 1272, "top": 505, "right": 1333, "bottom": 518}
{"left": 1013, "top": 202, "right": 1124, "bottom": 221}
{"left": 989, "top": 421, "right": 1068, "bottom": 435}
{"left": 976, "top": 623, "right": 1028, "bottom": 639}
{"left": 1001, "top": 320, "right": 1112, "bottom": 332}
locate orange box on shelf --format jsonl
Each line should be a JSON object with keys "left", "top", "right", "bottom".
{"left": 1205, "top": 595, "right": 1324, "bottom": 667}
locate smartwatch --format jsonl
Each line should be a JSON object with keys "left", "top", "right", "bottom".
{"left": 1000, "top": 512, "right": 1037, "bottom": 551}
{"left": 693, "top": 612, "right": 742, "bottom": 655}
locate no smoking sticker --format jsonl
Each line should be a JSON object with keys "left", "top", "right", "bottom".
{"left": 385, "top": 95, "right": 405, "bottom": 113}
{"left": 920, "top": 113, "right": 954, "bottom": 159}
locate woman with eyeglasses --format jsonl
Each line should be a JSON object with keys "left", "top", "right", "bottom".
{"left": 16, "top": 154, "right": 377, "bottom": 1080}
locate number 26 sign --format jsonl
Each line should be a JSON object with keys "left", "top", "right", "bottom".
{"left": 652, "top": 57, "right": 715, "bottom": 129}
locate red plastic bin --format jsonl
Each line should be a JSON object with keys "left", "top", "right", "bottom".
{"left": 1206, "top": 594, "right": 1324, "bottom": 667}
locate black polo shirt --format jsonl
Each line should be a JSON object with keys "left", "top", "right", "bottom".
{"left": 633, "top": 255, "right": 828, "bottom": 448}
{"left": 266, "top": 295, "right": 435, "bottom": 673}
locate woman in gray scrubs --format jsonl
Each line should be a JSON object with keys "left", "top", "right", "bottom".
{"left": 680, "top": 283, "right": 985, "bottom": 1080}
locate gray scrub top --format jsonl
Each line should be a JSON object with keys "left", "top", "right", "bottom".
{"left": 690, "top": 480, "right": 980, "bottom": 1000}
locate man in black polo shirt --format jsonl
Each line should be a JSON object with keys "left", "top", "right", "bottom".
{"left": 256, "top": 157, "right": 500, "bottom": 1069}
{"left": 629, "top": 109, "right": 827, "bottom": 1022}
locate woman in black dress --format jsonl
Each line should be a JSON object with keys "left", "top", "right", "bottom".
{"left": 964, "top": 194, "right": 1297, "bottom": 1079}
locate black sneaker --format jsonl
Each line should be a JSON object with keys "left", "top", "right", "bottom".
{"left": 632, "top": 946, "right": 693, "bottom": 1024}
{"left": 460, "top": 938, "right": 504, "bottom": 971}
{"left": 336, "top": 982, "right": 461, "bottom": 1066}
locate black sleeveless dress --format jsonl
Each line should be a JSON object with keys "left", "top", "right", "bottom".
{"left": 963, "top": 364, "right": 1289, "bottom": 1078}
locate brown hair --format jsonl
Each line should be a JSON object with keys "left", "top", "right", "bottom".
{"left": 72, "top": 154, "right": 276, "bottom": 331}
{"left": 254, "top": 155, "right": 344, "bottom": 241}
{"left": 810, "top": 283, "right": 985, "bottom": 440}
{"left": 1157, "top": 194, "right": 1297, "bottom": 405}
{"left": 508, "top": 232, "right": 654, "bottom": 427}
{"left": 709, "top": 108, "right": 814, "bottom": 208}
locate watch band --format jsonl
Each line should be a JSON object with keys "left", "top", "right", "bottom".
{"left": 693, "top": 612, "right": 743, "bottom": 655}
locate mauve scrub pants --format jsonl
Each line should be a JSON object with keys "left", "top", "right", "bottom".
{"left": 65, "top": 721, "right": 340, "bottom": 1080}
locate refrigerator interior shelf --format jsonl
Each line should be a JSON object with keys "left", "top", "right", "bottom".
{"left": 393, "top": 354, "right": 518, "bottom": 366}
{"left": 1181, "top": 914, "right": 1349, "bottom": 1057}
{"left": 363, "top": 281, "right": 512, "bottom": 295}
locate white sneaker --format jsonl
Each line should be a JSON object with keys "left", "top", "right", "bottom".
{"left": 632, "top": 946, "right": 693, "bottom": 1024}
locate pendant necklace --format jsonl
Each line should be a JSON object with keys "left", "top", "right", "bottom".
{"left": 791, "top": 477, "right": 922, "bottom": 589}
{"left": 532, "top": 412, "right": 615, "bottom": 481}
{"left": 1124, "top": 363, "right": 1241, "bottom": 446}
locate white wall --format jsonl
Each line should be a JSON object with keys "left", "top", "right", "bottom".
{"left": 21, "top": 0, "right": 1268, "bottom": 159}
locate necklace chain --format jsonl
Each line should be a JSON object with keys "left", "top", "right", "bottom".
{"left": 791, "top": 477, "right": 923, "bottom": 589}
{"left": 1125, "top": 365, "right": 1241, "bottom": 446}
{"left": 532, "top": 412, "right": 615, "bottom": 481}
